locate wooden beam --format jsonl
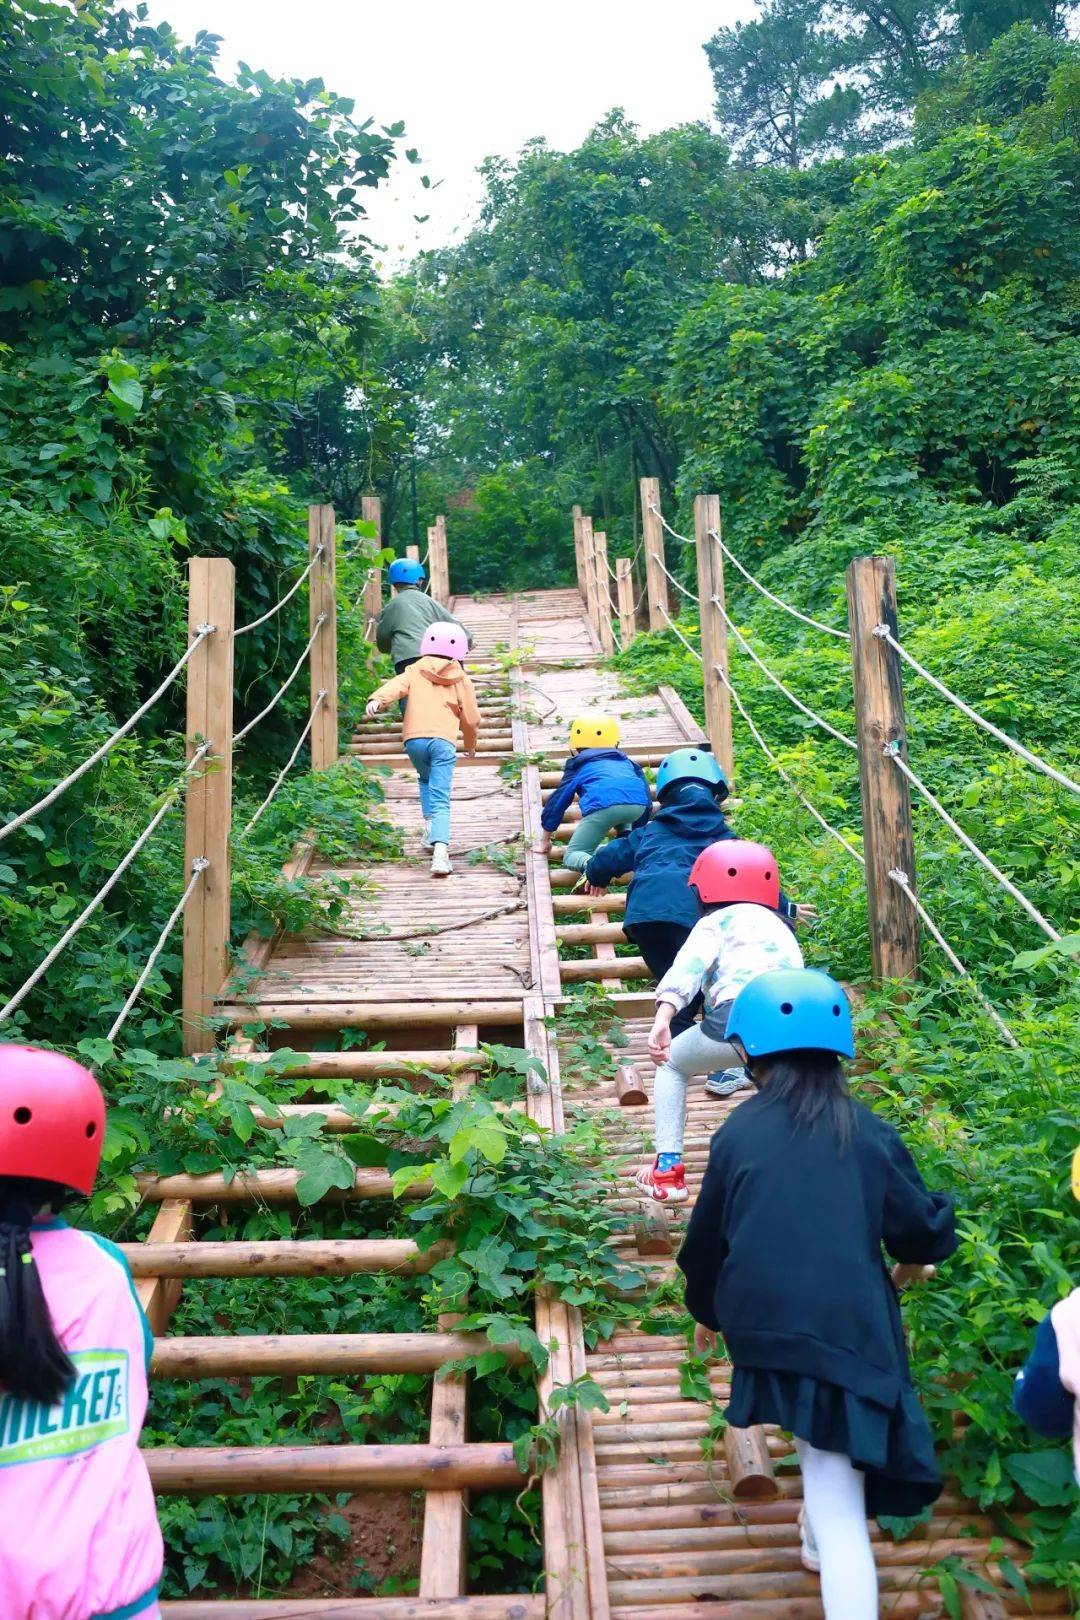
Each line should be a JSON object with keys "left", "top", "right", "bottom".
{"left": 182, "top": 557, "right": 234, "bottom": 1054}
{"left": 556, "top": 921, "right": 627, "bottom": 946}
{"left": 429, "top": 513, "right": 451, "bottom": 604}
{"left": 146, "top": 1442, "right": 525, "bottom": 1494}
{"left": 309, "top": 504, "right": 339, "bottom": 771}
{"left": 360, "top": 493, "right": 382, "bottom": 640}
{"left": 580, "top": 513, "right": 601, "bottom": 645}
{"left": 136, "top": 1199, "right": 193, "bottom": 1335}
{"left": 232, "top": 1049, "right": 484, "bottom": 1079}
{"left": 694, "top": 494, "right": 733, "bottom": 782}
{"left": 216, "top": 999, "right": 525, "bottom": 1029}
{"left": 123, "top": 1239, "right": 449, "bottom": 1278}
{"left": 593, "top": 530, "right": 615, "bottom": 656}
{"left": 138, "top": 1168, "right": 423, "bottom": 1204}
{"left": 151, "top": 1331, "right": 524, "bottom": 1378}
{"left": 846, "top": 556, "right": 919, "bottom": 982}
{"left": 639, "top": 476, "right": 668, "bottom": 632}
{"left": 162, "top": 1598, "right": 546, "bottom": 1619}
{"left": 559, "top": 956, "right": 649, "bottom": 982}
{"left": 572, "top": 504, "right": 586, "bottom": 601}
{"left": 616, "top": 556, "right": 635, "bottom": 649}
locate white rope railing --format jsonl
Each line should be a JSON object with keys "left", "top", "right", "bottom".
{"left": 885, "top": 745, "right": 1061, "bottom": 942}
{"left": 647, "top": 502, "right": 695, "bottom": 546}
{"left": 657, "top": 603, "right": 703, "bottom": 663}
{"left": 106, "top": 857, "right": 208, "bottom": 1043}
{"left": 715, "top": 663, "right": 865, "bottom": 866}
{"left": 234, "top": 546, "right": 324, "bottom": 638}
{"left": 888, "top": 869, "right": 1020, "bottom": 1049}
{"left": 712, "top": 596, "right": 857, "bottom": 751}
{"left": 241, "top": 692, "right": 327, "bottom": 835}
{"left": 0, "top": 625, "right": 214, "bottom": 845}
{"left": 0, "top": 744, "right": 209, "bottom": 1026}
{"left": 709, "top": 529, "right": 850, "bottom": 641}
{"left": 654, "top": 554, "right": 700, "bottom": 603}
{"left": 234, "top": 615, "right": 326, "bottom": 745}
{"left": 872, "top": 624, "right": 1080, "bottom": 800}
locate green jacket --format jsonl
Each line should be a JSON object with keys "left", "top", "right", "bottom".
{"left": 375, "top": 588, "right": 464, "bottom": 665}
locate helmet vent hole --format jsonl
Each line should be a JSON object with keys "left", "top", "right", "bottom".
{"left": 765, "top": 870, "right": 773, "bottom": 880}
{"left": 86, "top": 1121, "right": 97, "bottom": 1138}
{"left": 832, "top": 1005, "right": 842, "bottom": 1016}
{"left": 727, "top": 867, "right": 737, "bottom": 877}
{"left": 780, "top": 1002, "right": 794, "bottom": 1016}
{"left": 13, "top": 1107, "right": 31, "bottom": 1125}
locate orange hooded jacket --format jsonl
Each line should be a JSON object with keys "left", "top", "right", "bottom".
{"left": 370, "top": 656, "right": 480, "bottom": 750}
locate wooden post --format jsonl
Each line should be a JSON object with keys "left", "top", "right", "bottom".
{"left": 639, "top": 476, "right": 669, "bottom": 632}
{"left": 580, "top": 513, "right": 601, "bottom": 644}
{"left": 615, "top": 556, "right": 635, "bottom": 649}
{"left": 182, "top": 557, "right": 234, "bottom": 1056}
{"left": 593, "top": 529, "right": 615, "bottom": 656}
{"left": 429, "top": 513, "right": 450, "bottom": 603}
{"left": 308, "top": 504, "right": 338, "bottom": 772}
{"left": 407, "top": 542, "right": 422, "bottom": 564}
{"left": 846, "top": 556, "right": 919, "bottom": 982}
{"left": 572, "top": 504, "right": 585, "bottom": 601}
{"left": 360, "top": 493, "right": 382, "bottom": 643}
{"left": 694, "top": 494, "right": 734, "bottom": 782}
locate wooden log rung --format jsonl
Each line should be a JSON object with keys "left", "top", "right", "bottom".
{"left": 123, "top": 1239, "right": 447, "bottom": 1277}
{"left": 146, "top": 1441, "right": 525, "bottom": 1494}
{"left": 151, "top": 1330, "right": 525, "bottom": 1377}
{"left": 162, "top": 1598, "right": 545, "bottom": 1619}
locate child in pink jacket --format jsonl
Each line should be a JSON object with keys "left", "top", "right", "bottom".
{"left": 0, "top": 1045, "right": 163, "bottom": 1619}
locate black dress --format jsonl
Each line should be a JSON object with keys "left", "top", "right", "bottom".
{"left": 677, "top": 1090, "right": 957, "bottom": 1519}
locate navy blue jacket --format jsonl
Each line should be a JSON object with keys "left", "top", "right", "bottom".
{"left": 586, "top": 784, "right": 797, "bottom": 931}
{"left": 1013, "top": 1312, "right": 1074, "bottom": 1439}
{"left": 679, "top": 1094, "right": 957, "bottom": 1405}
{"left": 540, "top": 748, "right": 651, "bottom": 833}
{"left": 586, "top": 790, "right": 733, "bottom": 931}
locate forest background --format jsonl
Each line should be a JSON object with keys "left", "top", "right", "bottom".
{"left": 0, "top": 0, "right": 1078, "bottom": 1601}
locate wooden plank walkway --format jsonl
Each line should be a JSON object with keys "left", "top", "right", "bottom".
{"left": 143, "top": 584, "right": 1068, "bottom": 1620}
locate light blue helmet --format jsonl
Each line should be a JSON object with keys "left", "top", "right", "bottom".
{"left": 727, "top": 969, "right": 855, "bottom": 1060}
{"left": 388, "top": 558, "right": 426, "bottom": 586}
{"left": 656, "top": 747, "right": 729, "bottom": 803}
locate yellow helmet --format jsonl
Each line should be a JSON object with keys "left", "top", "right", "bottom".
{"left": 569, "top": 713, "right": 620, "bottom": 752}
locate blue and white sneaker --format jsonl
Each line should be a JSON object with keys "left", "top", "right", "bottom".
{"left": 704, "top": 1067, "right": 753, "bottom": 1098}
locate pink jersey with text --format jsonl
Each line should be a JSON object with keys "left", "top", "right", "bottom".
{"left": 0, "top": 1221, "right": 163, "bottom": 1619}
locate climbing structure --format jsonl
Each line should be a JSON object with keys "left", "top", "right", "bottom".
{"left": 124, "top": 565, "right": 1071, "bottom": 1618}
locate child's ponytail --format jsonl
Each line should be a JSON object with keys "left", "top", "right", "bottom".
{"left": 0, "top": 1179, "right": 75, "bottom": 1405}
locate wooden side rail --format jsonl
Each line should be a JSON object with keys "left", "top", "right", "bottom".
{"left": 162, "top": 1598, "right": 545, "bottom": 1619}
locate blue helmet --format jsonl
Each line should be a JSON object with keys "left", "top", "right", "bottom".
{"left": 388, "top": 558, "right": 426, "bottom": 586}
{"left": 727, "top": 969, "right": 855, "bottom": 1060}
{"left": 656, "top": 747, "right": 729, "bottom": 803}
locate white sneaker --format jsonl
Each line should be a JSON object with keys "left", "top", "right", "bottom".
{"left": 798, "top": 1507, "right": 821, "bottom": 1573}
{"left": 431, "top": 843, "right": 452, "bottom": 877}
{"left": 704, "top": 1067, "right": 753, "bottom": 1098}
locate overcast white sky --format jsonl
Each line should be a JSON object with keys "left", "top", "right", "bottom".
{"left": 144, "top": 0, "right": 751, "bottom": 267}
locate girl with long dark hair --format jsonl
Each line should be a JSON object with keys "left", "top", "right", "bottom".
{"left": 0, "top": 1045, "right": 163, "bottom": 1619}
{"left": 678, "top": 969, "right": 957, "bottom": 1619}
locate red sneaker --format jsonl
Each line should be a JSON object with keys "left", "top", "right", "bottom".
{"left": 634, "top": 1157, "right": 688, "bottom": 1203}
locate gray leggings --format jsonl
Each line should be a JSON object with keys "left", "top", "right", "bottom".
{"left": 654, "top": 1024, "right": 740, "bottom": 1157}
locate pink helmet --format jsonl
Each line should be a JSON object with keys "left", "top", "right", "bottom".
{"left": 0, "top": 1045, "right": 105, "bottom": 1197}
{"left": 421, "top": 624, "right": 468, "bottom": 661}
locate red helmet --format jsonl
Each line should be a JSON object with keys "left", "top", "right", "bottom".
{"left": 0, "top": 1046, "right": 105, "bottom": 1197}
{"left": 688, "top": 839, "right": 780, "bottom": 908}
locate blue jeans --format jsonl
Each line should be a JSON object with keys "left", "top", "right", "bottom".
{"left": 404, "top": 737, "right": 456, "bottom": 845}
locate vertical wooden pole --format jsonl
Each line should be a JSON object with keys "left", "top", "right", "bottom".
{"left": 360, "top": 493, "right": 382, "bottom": 643}
{"left": 183, "top": 558, "right": 234, "bottom": 1056}
{"left": 579, "top": 513, "right": 601, "bottom": 644}
{"left": 694, "top": 494, "right": 734, "bottom": 782}
{"left": 616, "top": 557, "right": 635, "bottom": 649}
{"left": 430, "top": 513, "right": 450, "bottom": 603}
{"left": 593, "top": 530, "right": 615, "bottom": 657}
{"left": 572, "top": 505, "right": 585, "bottom": 601}
{"left": 407, "top": 542, "right": 422, "bottom": 564}
{"left": 639, "top": 476, "right": 669, "bottom": 632}
{"left": 308, "top": 504, "right": 338, "bottom": 772}
{"left": 846, "top": 556, "right": 919, "bottom": 982}
{"left": 424, "top": 529, "right": 437, "bottom": 596}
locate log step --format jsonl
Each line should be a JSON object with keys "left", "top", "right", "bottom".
{"left": 124, "top": 1239, "right": 447, "bottom": 1277}
{"left": 146, "top": 1441, "right": 525, "bottom": 1493}
{"left": 151, "top": 1330, "right": 525, "bottom": 1377}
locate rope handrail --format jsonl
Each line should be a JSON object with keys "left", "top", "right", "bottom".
{"left": 885, "top": 744, "right": 1061, "bottom": 942}
{"left": 709, "top": 529, "right": 850, "bottom": 641}
{"left": 647, "top": 502, "right": 695, "bottom": 546}
{"left": 242, "top": 692, "right": 327, "bottom": 835}
{"left": 888, "top": 868, "right": 1020, "bottom": 1049}
{"left": 715, "top": 662, "right": 865, "bottom": 865}
{"left": 0, "top": 744, "right": 209, "bottom": 1026}
{"left": 872, "top": 624, "right": 1080, "bottom": 800}
{"left": 106, "top": 857, "right": 208, "bottom": 1043}
{"left": 234, "top": 615, "right": 326, "bottom": 745}
{"left": 654, "top": 554, "right": 699, "bottom": 603}
{"left": 0, "top": 625, "right": 214, "bottom": 845}
{"left": 234, "top": 545, "right": 324, "bottom": 638}
{"left": 657, "top": 603, "right": 703, "bottom": 663}
{"left": 711, "top": 596, "right": 857, "bottom": 751}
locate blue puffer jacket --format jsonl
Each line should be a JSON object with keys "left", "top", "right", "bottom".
{"left": 540, "top": 748, "right": 651, "bottom": 833}
{"left": 586, "top": 782, "right": 797, "bottom": 930}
